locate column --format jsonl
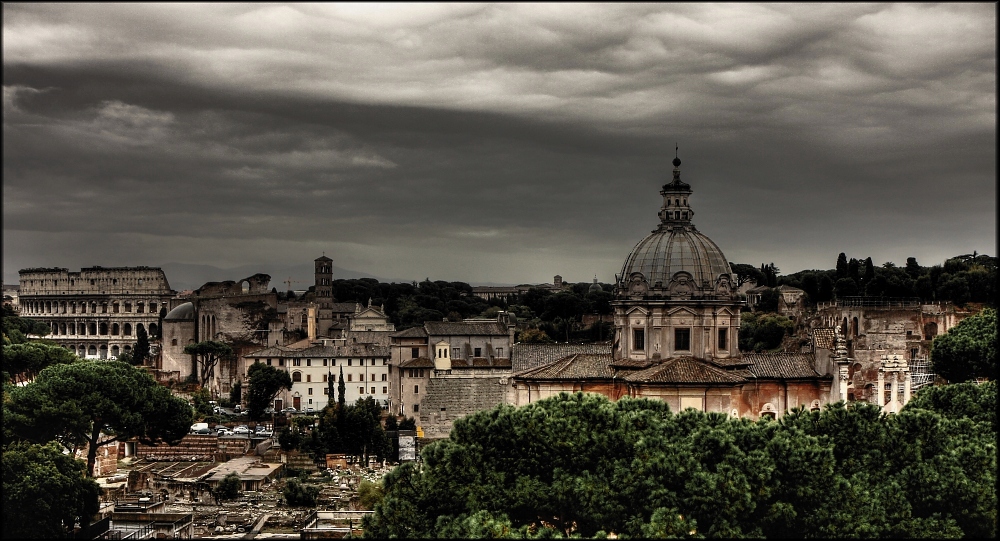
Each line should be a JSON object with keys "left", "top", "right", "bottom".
{"left": 876, "top": 369, "right": 885, "bottom": 408}
{"left": 903, "top": 372, "right": 912, "bottom": 406}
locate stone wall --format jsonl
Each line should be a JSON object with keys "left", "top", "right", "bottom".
{"left": 419, "top": 371, "right": 510, "bottom": 439}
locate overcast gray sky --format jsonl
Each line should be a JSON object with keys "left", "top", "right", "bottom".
{"left": 3, "top": 3, "right": 996, "bottom": 287}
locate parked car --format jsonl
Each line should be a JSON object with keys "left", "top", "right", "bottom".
{"left": 233, "top": 425, "right": 251, "bottom": 435}
{"left": 217, "top": 428, "right": 234, "bottom": 436}
{"left": 281, "top": 407, "right": 297, "bottom": 413}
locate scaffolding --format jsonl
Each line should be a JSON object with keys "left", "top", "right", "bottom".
{"left": 909, "top": 357, "right": 935, "bottom": 391}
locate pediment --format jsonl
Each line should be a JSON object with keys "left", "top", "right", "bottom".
{"left": 625, "top": 306, "right": 650, "bottom": 317}
{"left": 665, "top": 306, "right": 699, "bottom": 317}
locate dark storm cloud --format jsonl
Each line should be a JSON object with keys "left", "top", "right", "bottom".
{"left": 3, "top": 3, "right": 995, "bottom": 285}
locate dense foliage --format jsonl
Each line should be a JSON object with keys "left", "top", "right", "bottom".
{"left": 930, "top": 307, "right": 997, "bottom": 383}
{"left": 3, "top": 441, "right": 101, "bottom": 538}
{"left": 183, "top": 340, "right": 234, "bottom": 387}
{"left": 738, "top": 313, "right": 795, "bottom": 352}
{"left": 4, "top": 360, "right": 193, "bottom": 476}
{"left": 364, "top": 391, "right": 996, "bottom": 538}
{"left": 246, "top": 362, "right": 292, "bottom": 420}
{"left": 283, "top": 478, "right": 320, "bottom": 507}
{"left": 2, "top": 341, "right": 79, "bottom": 384}
{"left": 773, "top": 252, "right": 996, "bottom": 306}
{"left": 2, "top": 304, "right": 50, "bottom": 344}
{"left": 214, "top": 472, "right": 242, "bottom": 502}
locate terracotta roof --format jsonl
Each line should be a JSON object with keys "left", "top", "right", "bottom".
{"left": 399, "top": 357, "right": 434, "bottom": 368}
{"left": 609, "top": 358, "right": 659, "bottom": 369}
{"left": 515, "top": 353, "right": 615, "bottom": 380}
{"left": 511, "top": 342, "right": 613, "bottom": 373}
{"left": 245, "top": 346, "right": 290, "bottom": 358}
{"left": 812, "top": 328, "right": 835, "bottom": 350}
{"left": 704, "top": 356, "right": 752, "bottom": 368}
{"left": 344, "top": 330, "right": 392, "bottom": 347}
{"left": 330, "top": 302, "right": 359, "bottom": 313}
{"left": 424, "top": 320, "right": 508, "bottom": 336}
{"left": 391, "top": 326, "right": 429, "bottom": 339}
{"left": 623, "top": 357, "right": 746, "bottom": 384}
{"left": 743, "top": 353, "right": 822, "bottom": 379}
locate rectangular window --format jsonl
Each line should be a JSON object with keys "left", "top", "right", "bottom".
{"left": 412, "top": 347, "right": 419, "bottom": 358}
{"left": 382, "top": 386, "right": 387, "bottom": 394}
{"left": 306, "top": 374, "right": 311, "bottom": 382}
{"left": 413, "top": 404, "right": 419, "bottom": 413}
{"left": 453, "top": 347, "right": 461, "bottom": 358}
{"left": 718, "top": 328, "right": 728, "bottom": 350}
{"left": 306, "top": 359, "right": 311, "bottom": 366}
{"left": 474, "top": 347, "right": 482, "bottom": 357}
{"left": 372, "top": 359, "right": 376, "bottom": 366}
{"left": 360, "top": 387, "right": 365, "bottom": 394}
{"left": 278, "top": 359, "right": 284, "bottom": 366}
{"left": 308, "top": 388, "right": 313, "bottom": 395}
{"left": 308, "top": 398, "right": 313, "bottom": 405}
{"left": 348, "top": 359, "right": 352, "bottom": 366}
{"left": 381, "top": 374, "right": 387, "bottom": 381}
{"left": 675, "top": 329, "right": 691, "bottom": 351}
{"left": 633, "top": 329, "right": 645, "bottom": 350}
{"left": 419, "top": 369, "right": 424, "bottom": 378}
{"left": 323, "top": 388, "right": 328, "bottom": 395}
{"left": 414, "top": 385, "right": 419, "bottom": 394}
{"left": 323, "top": 374, "right": 328, "bottom": 382}
{"left": 347, "top": 374, "right": 352, "bottom": 382}
{"left": 496, "top": 347, "right": 503, "bottom": 357}
{"left": 371, "top": 387, "right": 375, "bottom": 394}
{"left": 323, "top": 359, "right": 328, "bottom": 366}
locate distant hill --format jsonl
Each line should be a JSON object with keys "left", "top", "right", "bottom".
{"left": 158, "top": 262, "right": 385, "bottom": 292}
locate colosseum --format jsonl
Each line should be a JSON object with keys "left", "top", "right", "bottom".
{"left": 17, "top": 266, "right": 175, "bottom": 359}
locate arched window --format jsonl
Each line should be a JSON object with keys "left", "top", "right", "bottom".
{"left": 69, "top": 323, "right": 75, "bottom": 335}
{"left": 292, "top": 371, "right": 302, "bottom": 383}
{"left": 113, "top": 302, "right": 120, "bottom": 313}
{"left": 112, "top": 345, "right": 120, "bottom": 357}
{"left": 99, "top": 322, "right": 109, "bottom": 335}
{"left": 137, "top": 323, "right": 145, "bottom": 336}
{"left": 123, "top": 323, "right": 132, "bottom": 336}
{"left": 923, "top": 322, "right": 938, "bottom": 340}
{"left": 124, "top": 302, "right": 132, "bottom": 313}
{"left": 89, "top": 322, "right": 98, "bottom": 335}
{"left": 149, "top": 323, "right": 158, "bottom": 337}
{"left": 112, "top": 323, "right": 120, "bottom": 335}
{"left": 88, "top": 345, "right": 97, "bottom": 356}
{"left": 137, "top": 302, "right": 144, "bottom": 313}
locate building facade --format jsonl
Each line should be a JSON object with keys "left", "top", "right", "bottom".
{"left": 511, "top": 156, "right": 832, "bottom": 419}
{"left": 17, "top": 266, "right": 174, "bottom": 359}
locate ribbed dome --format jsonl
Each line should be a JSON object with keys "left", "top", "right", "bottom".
{"left": 618, "top": 228, "right": 733, "bottom": 298}
{"left": 615, "top": 155, "right": 735, "bottom": 300}
{"left": 164, "top": 302, "right": 195, "bottom": 321}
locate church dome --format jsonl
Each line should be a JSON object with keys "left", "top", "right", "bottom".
{"left": 615, "top": 157, "right": 735, "bottom": 300}
{"left": 163, "top": 302, "right": 195, "bottom": 321}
